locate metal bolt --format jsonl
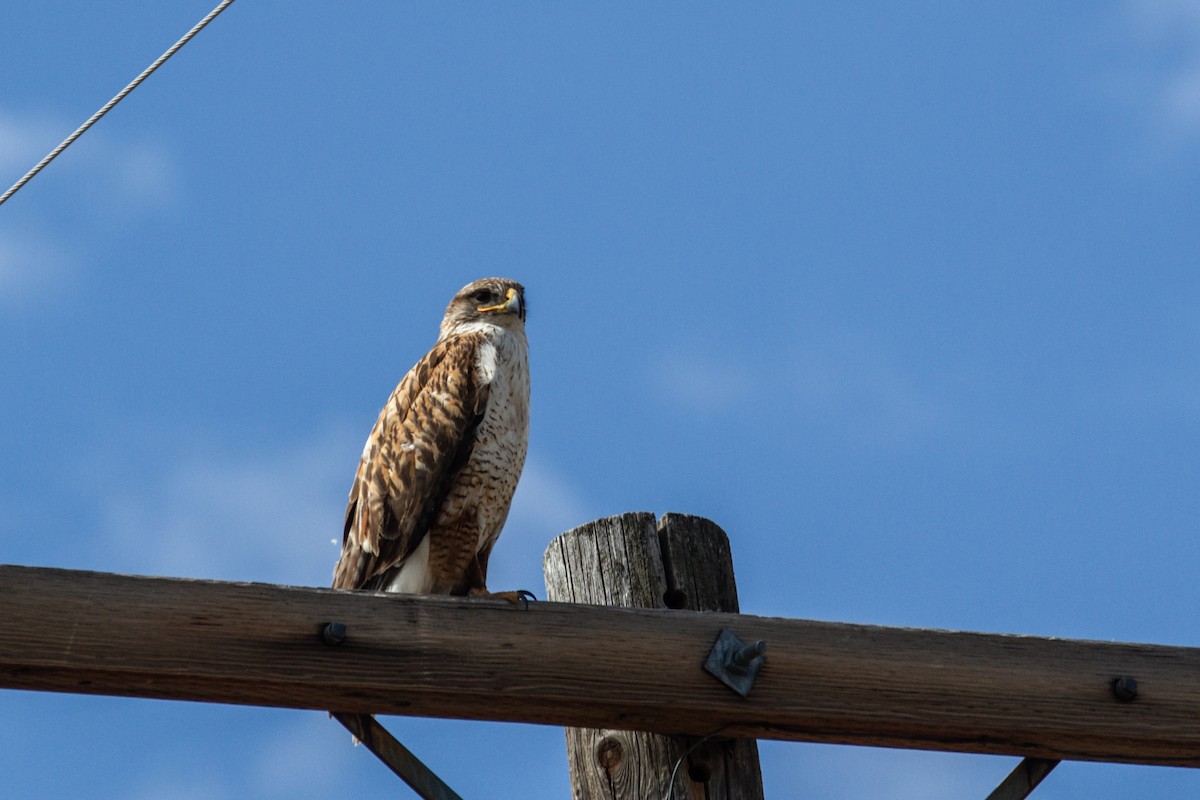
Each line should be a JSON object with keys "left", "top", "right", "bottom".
{"left": 321, "top": 621, "right": 347, "bottom": 645}
{"left": 1112, "top": 675, "right": 1138, "bottom": 702}
{"left": 726, "top": 640, "right": 766, "bottom": 675}
{"left": 733, "top": 640, "right": 766, "bottom": 667}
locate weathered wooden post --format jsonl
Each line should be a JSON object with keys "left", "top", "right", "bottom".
{"left": 543, "top": 512, "right": 765, "bottom": 800}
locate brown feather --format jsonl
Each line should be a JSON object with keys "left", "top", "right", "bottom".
{"left": 332, "top": 333, "right": 486, "bottom": 590}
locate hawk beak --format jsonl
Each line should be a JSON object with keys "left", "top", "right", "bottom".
{"left": 477, "top": 287, "right": 523, "bottom": 319}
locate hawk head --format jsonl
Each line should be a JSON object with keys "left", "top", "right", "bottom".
{"left": 440, "top": 277, "right": 526, "bottom": 338}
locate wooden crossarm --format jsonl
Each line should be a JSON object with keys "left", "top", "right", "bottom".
{"left": 2, "top": 564, "right": 1198, "bottom": 766}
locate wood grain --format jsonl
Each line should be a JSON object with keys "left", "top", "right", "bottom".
{"left": 543, "top": 512, "right": 765, "bottom": 799}
{"left": 2, "top": 562, "right": 1200, "bottom": 766}
{"left": 543, "top": 513, "right": 683, "bottom": 799}
{"left": 657, "top": 513, "right": 764, "bottom": 800}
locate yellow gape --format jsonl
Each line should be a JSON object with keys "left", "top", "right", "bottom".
{"left": 476, "top": 286, "right": 519, "bottom": 313}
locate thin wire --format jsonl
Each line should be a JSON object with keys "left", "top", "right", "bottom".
{"left": 0, "top": 0, "right": 237, "bottom": 208}
{"left": 660, "top": 726, "right": 728, "bottom": 800}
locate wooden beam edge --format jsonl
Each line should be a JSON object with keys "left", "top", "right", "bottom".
{"left": 2, "top": 564, "right": 1198, "bottom": 767}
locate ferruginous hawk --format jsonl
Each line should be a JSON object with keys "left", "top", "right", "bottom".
{"left": 331, "top": 277, "right": 530, "bottom": 601}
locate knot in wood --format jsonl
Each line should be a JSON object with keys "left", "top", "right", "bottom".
{"left": 595, "top": 736, "right": 624, "bottom": 773}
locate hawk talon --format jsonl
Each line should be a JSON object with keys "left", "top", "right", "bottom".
{"left": 471, "top": 588, "right": 537, "bottom": 609}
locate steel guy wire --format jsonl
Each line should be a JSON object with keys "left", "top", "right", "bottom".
{"left": 0, "top": 0, "right": 237, "bottom": 208}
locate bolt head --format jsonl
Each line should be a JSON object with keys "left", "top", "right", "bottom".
{"left": 1112, "top": 676, "right": 1138, "bottom": 702}
{"left": 321, "top": 622, "right": 347, "bottom": 645}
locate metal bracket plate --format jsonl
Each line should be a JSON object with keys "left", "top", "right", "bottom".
{"left": 704, "top": 628, "right": 767, "bottom": 697}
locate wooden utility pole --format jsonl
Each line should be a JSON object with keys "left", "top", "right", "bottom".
{"left": 542, "top": 512, "right": 765, "bottom": 800}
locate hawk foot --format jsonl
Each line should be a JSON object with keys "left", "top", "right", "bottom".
{"left": 470, "top": 588, "right": 537, "bottom": 609}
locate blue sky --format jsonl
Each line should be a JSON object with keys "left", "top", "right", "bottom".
{"left": 3, "top": 2, "right": 1199, "bottom": 797}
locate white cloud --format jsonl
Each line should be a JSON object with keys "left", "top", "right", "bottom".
{"left": 1110, "top": 0, "right": 1200, "bottom": 151}
{"left": 508, "top": 453, "right": 593, "bottom": 536}
{"left": 0, "top": 229, "right": 73, "bottom": 304}
{"left": 97, "top": 426, "right": 354, "bottom": 586}
{"left": 1126, "top": 0, "right": 1200, "bottom": 36}
{"left": 91, "top": 426, "right": 593, "bottom": 597}
{"left": 250, "top": 713, "right": 359, "bottom": 798}
{"left": 0, "top": 112, "right": 63, "bottom": 177}
{"left": 0, "top": 108, "right": 180, "bottom": 208}
{"left": 114, "top": 711, "right": 353, "bottom": 800}
{"left": 0, "top": 115, "right": 77, "bottom": 304}
{"left": 648, "top": 350, "right": 756, "bottom": 417}
{"left": 1163, "top": 67, "right": 1200, "bottom": 128}
{"left": 789, "top": 330, "right": 946, "bottom": 447}
{"left": 762, "top": 742, "right": 1010, "bottom": 800}
{"left": 89, "top": 137, "right": 180, "bottom": 211}
{"left": 647, "top": 332, "right": 946, "bottom": 448}
{"left": 124, "top": 779, "right": 232, "bottom": 800}
{"left": 0, "top": 109, "right": 181, "bottom": 306}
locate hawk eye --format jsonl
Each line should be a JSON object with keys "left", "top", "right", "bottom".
{"left": 473, "top": 290, "right": 493, "bottom": 304}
